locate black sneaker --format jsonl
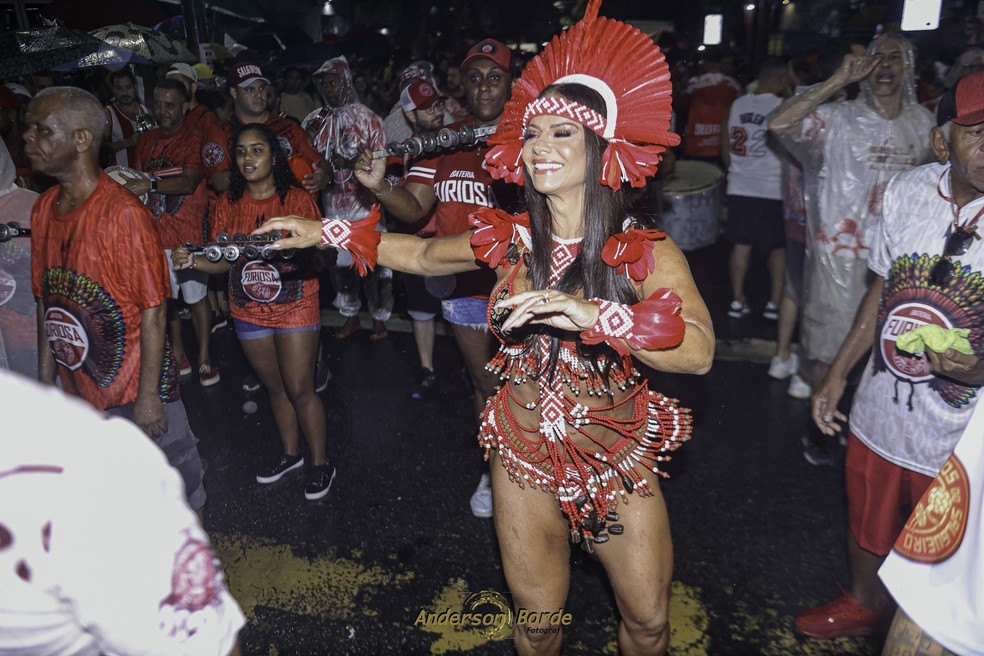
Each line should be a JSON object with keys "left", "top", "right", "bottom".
{"left": 315, "top": 361, "right": 331, "bottom": 392}
{"left": 305, "top": 463, "right": 336, "bottom": 500}
{"left": 411, "top": 368, "right": 437, "bottom": 400}
{"left": 256, "top": 454, "right": 304, "bottom": 484}
{"left": 211, "top": 314, "right": 229, "bottom": 334}
{"left": 242, "top": 374, "right": 261, "bottom": 392}
{"left": 801, "top": 435, "right": 835, "bottom": 467}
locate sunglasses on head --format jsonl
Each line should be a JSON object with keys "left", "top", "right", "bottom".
{"left": 929, "top": 226, "right": 975, "bottom": 288}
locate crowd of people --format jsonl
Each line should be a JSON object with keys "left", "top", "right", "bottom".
{"left": 1, "top": 0, "right": 984, "bottom": 652}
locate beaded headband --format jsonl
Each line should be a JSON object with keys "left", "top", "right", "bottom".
{"left": 485, "top": 0, "right": 679, "bottom": 191}
{"left": 522, "top": 95, "right": 607, "bottom": 137}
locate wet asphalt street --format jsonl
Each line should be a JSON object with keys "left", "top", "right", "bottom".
{"left": 180, "top": 239, "right": 884, "bottom": 656}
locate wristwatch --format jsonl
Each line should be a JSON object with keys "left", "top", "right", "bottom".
{"left": 149, "top": 179, "right": 158, "bottom": 193}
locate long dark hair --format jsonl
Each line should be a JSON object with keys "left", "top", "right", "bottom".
{"left": 522, "top": 83, "right": 654, "bottom": 383}
{"left": 228, "top": 123, "right": 300, "bottom": 204}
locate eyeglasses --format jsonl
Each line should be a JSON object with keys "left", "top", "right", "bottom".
{"left": 929, "top": 226, "right": 975, "bottom": 287}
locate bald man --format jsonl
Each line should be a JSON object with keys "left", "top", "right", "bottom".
{"left": 24, "top": 87, "right": 207, "bottom": 515}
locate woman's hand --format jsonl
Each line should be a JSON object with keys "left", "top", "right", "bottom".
{"left": 496, "top": 290, "right": 600, "bottom": 335}
{"left": 170, "top": 247, "right": 194, "bottom": 271}
{"left": 253, "top": 215, "right": 324, "bottom": 250}
{"left": 353, "top": 148, "right": 388, "bottom": 194}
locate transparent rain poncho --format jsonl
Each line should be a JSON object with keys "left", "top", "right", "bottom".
{"left": 773, "top": 33, "right": 936, "bottom": 365}
{"left": 302, "top": 56, "right": 385, "bottom": 223}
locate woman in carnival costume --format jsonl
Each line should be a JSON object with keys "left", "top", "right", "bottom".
{"left": 255, "top": 1, "right": 714, "bottom": 652}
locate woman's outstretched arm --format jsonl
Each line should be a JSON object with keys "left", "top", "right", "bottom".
{"left": 254, "top": 215, "right": 481, "bottom": 277}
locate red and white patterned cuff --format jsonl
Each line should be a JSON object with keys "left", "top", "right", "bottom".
{"left": 580, "top": 299, "right": 635, "bottom": 356}
{"left": 317, "top": 207, "right": 382, "bottom": 277}
{"left": 579, "top": 289, "right": 686, "bottom": 356}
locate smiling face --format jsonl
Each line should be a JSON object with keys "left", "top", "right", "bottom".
{"left": 235, "top": 129, "right": 275, "bottom": 184}
{"left": 463, "top": 59, "right": 510, "bottom": 124}
{"left": 866, "top": 39, "right": 906, "bottom": 98}
{"left": 521, "top": 109, "right": 587, "bottom": 198}
{"left": 153, "top": 87, "right": 187, "bottom": 134}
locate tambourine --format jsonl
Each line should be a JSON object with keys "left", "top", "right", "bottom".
{"left": 0, "top": 222, "right": 30, "bottom": 243}
{"left": 105, "top": 165, "right": 150, "bottom": 203}
{"left": 183, "top": 232, "right": 295, "bottom": 263}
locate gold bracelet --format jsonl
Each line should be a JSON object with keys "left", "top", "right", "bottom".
{"left": 373, "top": 178, "right": 395, "bottom": 197}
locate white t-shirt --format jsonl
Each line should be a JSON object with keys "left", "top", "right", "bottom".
{"left": 851, "top": 162, "right": 984, "bottom": 476}
{"left": 880, "top": 393, "right": 984, "bottom": 656}
{"left": 0, "top": 371, "right": 245, "bottom": 655}
{"left": 725, "top": 92, "right": 783, "bottom": 200}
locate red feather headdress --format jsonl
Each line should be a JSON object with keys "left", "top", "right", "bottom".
{"left": 485, "top": 0, "right": 680, "bottom": 191}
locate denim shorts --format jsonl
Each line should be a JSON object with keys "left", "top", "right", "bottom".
{"left": 441, "top": 296, "right": 489, "bottom": 330}
{"left": 233, "top": 318, "right": 321, "bottom": 340}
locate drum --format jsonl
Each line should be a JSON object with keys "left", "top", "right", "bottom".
{"left": 105, "top": 165, "right": 150, "bottom": 204}
{"left": 659, "top": 161, "right": 724, "bottom": 251}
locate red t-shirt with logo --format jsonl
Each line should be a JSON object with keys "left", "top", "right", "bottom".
{"left": 31, "top": 173, "right": 178, "bottom": 410}
{"left": 405, "top": 120, "right": 500, "bottom": 298}
{"left": 211, "top": 187, "right": 320, "bottom": 329}
{"left": 135, "top": 121, "right": 208, "bottom": 248}
{"left": 200, "top": 114, "right": 324, "bottom": 183}
{"left": 187, "top": 103, "right": 219, "bottom": 135}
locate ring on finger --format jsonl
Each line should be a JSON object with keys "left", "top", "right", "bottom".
{"left": 541, "top": 293, "right": 550, "bottom": 304}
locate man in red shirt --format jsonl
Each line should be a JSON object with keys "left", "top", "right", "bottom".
{"left": 25, "top": 86, "right": 207, "bottom": 515}
{"left": 125, "top": 78, "right": 219, "bottom": 387}
{"left": 201, "top": 62, "right": 328, "bottom": 194}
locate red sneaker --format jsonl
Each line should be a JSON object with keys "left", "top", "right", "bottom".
{"left": 177, "top": 360, "right": 192, "bottom": 377}
{"left": 198, "top": 363, "right": 220, "bottom": 387}
{"left": 795, "top": 586, "right": 893, "bottom": 638}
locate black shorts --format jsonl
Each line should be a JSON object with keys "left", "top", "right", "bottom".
{"left": 403, "top": 273, "right": 441, "bottom": 321}
{"left": 724, "top": 195, "right": 785, "bottom": 253}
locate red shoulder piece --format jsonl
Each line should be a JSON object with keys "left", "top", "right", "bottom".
{"left": 602, "top": 227, "right": 667, "bottom": 283}
{"left": 469, "top": 208, "right": 531, "bottom": 268}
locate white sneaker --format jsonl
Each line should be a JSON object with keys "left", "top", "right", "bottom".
{"left": 768, "top": 353, "right": 799, "bottom": 380}
{"left": 788, "top": 374, "right": 812, "bottom": 400}
{"left": 728, "top": 300, "right": 751, "bottom": 319}
{"left": 470, "top": 473, "right": 493, "bottom": 518}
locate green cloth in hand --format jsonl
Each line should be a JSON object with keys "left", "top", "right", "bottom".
{"left": 896, "top": 325, "right": 973, "bottom": 355}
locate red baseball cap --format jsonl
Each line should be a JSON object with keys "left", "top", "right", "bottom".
{"left": 937, "top": 71, "right": 984, "bottom": 127}
{"left": 461, "top": 38, "right": 511, "bottom": 73}
{"left": 400, "top": 80, "right": 447, "bottom": 112}
{"left": 228, "top": 62, "right": 270, "bottom": 89}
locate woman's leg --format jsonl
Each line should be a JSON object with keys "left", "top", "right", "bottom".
{"left": 489, "top": 453, "right": 571, "bottom": 655}
{"left": 592, "top": 468, "right": 674, "bottom": 656}
{"left": 274, "top": 329, "right": 327, "bottom": 466}
{"left": 450, "top": 323, "right": 498, "bottom": 420}
{"left": 239, "top": 335, "right": 300, "bottom": 455}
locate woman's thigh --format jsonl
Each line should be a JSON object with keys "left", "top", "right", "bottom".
{"left": 592, "top": 469, "right": 674, "bottom": 625}
{"left": 489, "top": 452, "right": 572, "bottom": 611}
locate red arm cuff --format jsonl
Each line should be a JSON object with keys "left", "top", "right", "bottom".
{"left": 580, "top": 289, "right": 685, "bottom": 356}
{"left": 320, "top": 205, "right": 382, "bottom": 276}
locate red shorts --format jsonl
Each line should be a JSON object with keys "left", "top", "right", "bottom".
{"left": 845, "top": 432, "right": 934, "bottom": 556}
